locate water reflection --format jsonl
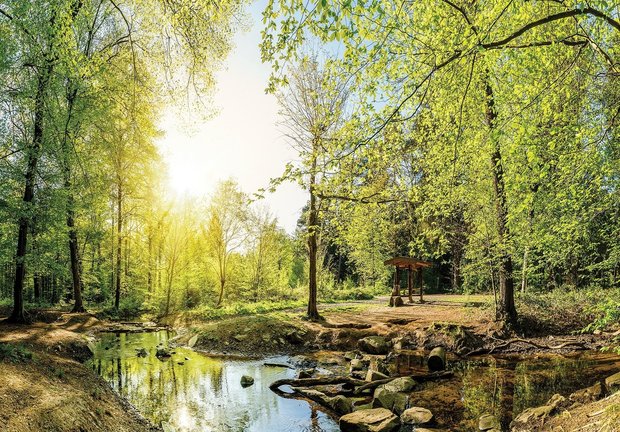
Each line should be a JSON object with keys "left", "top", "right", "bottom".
{"left": 88, "top": 331, "right": 338, "bottom": 432}
{"left": 396, "top": 350, "right": 620, "bottom": 431}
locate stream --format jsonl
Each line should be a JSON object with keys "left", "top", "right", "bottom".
{"left": 88, "top": 331, "right": 620, "bottom": 431}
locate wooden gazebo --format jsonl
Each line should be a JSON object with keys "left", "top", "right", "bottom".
{"left": 384, "top": 256, "right": 432, "bottom": 307}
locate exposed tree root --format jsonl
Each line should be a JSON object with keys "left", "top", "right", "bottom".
{"left": 465, "top": 337, "right": 587, "bottom": 356}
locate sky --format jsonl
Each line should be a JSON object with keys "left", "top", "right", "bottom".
{"left": 157, "top": 1, "right": 306, "bottom": 234}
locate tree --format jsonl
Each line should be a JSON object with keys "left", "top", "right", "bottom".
{"left": 275, "top": 55, "right": 350, "bottom": 320}
{"left": 204, "top": 180, "right": 248, "bottom": 307}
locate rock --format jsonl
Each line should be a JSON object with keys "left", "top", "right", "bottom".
{"left": 605, "top": 371, "right": 620, "bottom": 392}
{"left": 372, "top": 385, "right": 409, "bottom": 414}
{"left": 359, "top": 336, "right": 389, "bottom": 355}
{"left": 569, "top": 382, "right": 603, "bottom": 404}
{"left": 344, "top": 351, "right": 358, "bottom": 361}
{"left": 401, "top": 407, "right": 433, "bottom": 425}
{"left": 135, "top": 348, "right": 148, "bottom": 358}
{"left": 329, "top": 395, "right": 353, "bottom": 415}
{"left": 156, "top": 348, "right": 171, "bottom": 358}
{"left": 510, "top": 394, "right": 566, "bottom": 430}
{"left": 285, "top": 329, "right": 305, "bottom": 344}
{"left": 382, "top": 377, "right": 416, "bottom": 393}
{"left": 391, "top": 337, "right": 406, "bottom": 350}
{"left": 187, "top": 334, "right": 198, "bottom": 348}
{"left": 366, "top": 370, "right": 390, "bottom": 382}
{"left": 240, "top": 375, "right": 254, "bottom": 387}
{"left": 478, "top": 413, "right": 499, "bottom": 430}
{"left": 297, "top": 368, "right": 315, "bottom": 379}
{"left": 339, "top": 408, "right": 400, "bottom": 432}
{"left": 177, "top": 362, "right": 184, "bottom": 366}
{"left": 367, "top": 357, "right": 390, "bottom": 376}
{"left": 351, "top": 359, "right": 365, "bottom": 371}
{"left": 233, "top": 334, "right": 248, "bottom": 342}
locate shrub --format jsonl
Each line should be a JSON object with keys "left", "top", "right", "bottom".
{"left": 0, "top": 343, "right": 33, "bottom": 363}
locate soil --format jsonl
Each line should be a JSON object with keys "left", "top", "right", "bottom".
{"left": 0, "top": 313, "right": 159, "bottom": 432}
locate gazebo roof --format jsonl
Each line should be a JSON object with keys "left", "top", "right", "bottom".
{"left": 384, "top": 256, "right": 432, "bottom": 269}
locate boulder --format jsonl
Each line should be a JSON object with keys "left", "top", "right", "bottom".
{"left": 240, "top": 375, "right": 254, "bottom": 387}
{"left": 233, "top": 334, "right": 248, "bottom": 342}
{"left": 510, "top": 394, "right": 566, "bottom": 430}
{"left": 366, "top": 370, "right": 390, "bottom": 382}
{"left": 351, "top": 359, "right": 365, "bottom": 371}
{"left": 478, "top": 413, "right": 499, "bottom": 430}
{"left": 372, "top": 385, "right": 409, "bottom": 414}
{"left": 382, "top": 377, "right": 416, "bottom": 393}
{"left": 344, "top": 351, "right": 359, "bottom": 361}
{"left": 297, "top": 368, "right": 315, "bottom": 379}
{"left": 339, "top": 408, "right": 400, "bottom": 432}
{"left": 359, "top": 336, "right": 389, "bottom": 355}
{"left": 401, "top": 407, "right": 433, "bottom": 425}
{"left": 569, "top": 382, "right": 603, "bottom": 405}
{"left": 605, "top": 371, "right": 620, "bottom": 393}
{"left": 329, "top": 395, "right": 353, "bottom": 415}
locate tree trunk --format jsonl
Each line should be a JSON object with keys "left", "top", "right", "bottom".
{"left": 9, "top": 66, "right": 52, "bottom": 323}
{"left": 484, "top": 73, "right": 516, "bottom": 326}
{"left": 115, "top": 182, "right": 122, "bottom": 310}
{"left": 62, "top": 87, "right": 86, "bottom": 313}
{"left": 520, "top": 246, "right": 528, "bottom": 293}
{"left": 307, "top": 153, "right": 320, "bottom": 320}
{"left": 216, "top": 277, "right": 225, "bottom": 307}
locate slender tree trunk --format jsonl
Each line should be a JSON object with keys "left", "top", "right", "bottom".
{"left": 115, "top": 182, "right": 123, "bottom": 310}
{"left": 484, "top": 73, "right": 516, "bottom": 326}
{"left": 520, "top": 246, "right": 528, "bottom": 293}
{"left": 9, "top": 66, "right": 52, "bottom": 323}
{"left": 62, "top": 87, "right": 86, "bottom": 313}
{"left": 307, "top": 151, "right": 320, "bottom": 321}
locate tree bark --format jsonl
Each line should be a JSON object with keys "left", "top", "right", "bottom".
{"left": 484, "top": 73, "right": 517, "bottom": 326}
{"left": 115, "top": 182, "right": 122, "bottom": 310}
{"left": 9, "top": 65, "right": 52, "bottom": 324}
{"left": 307, "top": 151, "right": 320, "bottom": 320}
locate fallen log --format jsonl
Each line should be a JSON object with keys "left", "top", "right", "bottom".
{"left": 427, "top": 347, "right": 446, "bottom": 371}
{"left": 269, "top": 376, "right": 367, "bottom": 396}
{"left": 263, "top": 362, "right": 295, "bottom": 369}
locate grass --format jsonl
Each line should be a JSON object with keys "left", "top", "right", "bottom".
{"left": 0, "top": 343, "right": 33, "bottom": 363}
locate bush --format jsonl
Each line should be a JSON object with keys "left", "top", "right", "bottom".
{"left": 0, "top": 343, "right": 33, "bottom": 363}
{"left": 98, "top": 296, "right": 145, "bottom": 320}
{"left": 188, "top": 299, "right": 306, "bottom": 321}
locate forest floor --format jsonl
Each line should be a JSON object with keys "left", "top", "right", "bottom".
{"left": 0, "top": 313, "right": 158, "bottom": 432}
{"left": 0, "top": 294, "right": 618, "bottom": 431}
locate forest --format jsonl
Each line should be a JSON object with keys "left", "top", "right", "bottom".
{"left": 1, "top": 1, "right": 620, "bottom": 431}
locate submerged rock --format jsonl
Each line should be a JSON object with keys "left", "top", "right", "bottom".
{"left": 156, "top": 348, "right": 171, "bottom": 359}
{"left": 135, "top": 348, "right": 148, "bottom": 358}
{"left": 339, "top": 408, "right": 400, "bottom": 432}
{"left": 359, "top": 336, "right": 389, "bottom": 355}
{"left": 240, "top": 375, "right": 254, "bottom": 387}
{"left": 401, "top": 407, "right": 433, "bottom": 425}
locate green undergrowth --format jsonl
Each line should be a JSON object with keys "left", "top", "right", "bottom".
{"left": 0, "top": 343, "right": 33, "bottom": 363}
{"left": 186, "top": 299, "right": 307, "bottom": 321}
{"left": 516, "top": 287, "right": 620, "bottom": 337}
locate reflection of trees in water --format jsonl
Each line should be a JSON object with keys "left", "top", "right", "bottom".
{"left": 89, "top": 332, "right": 339, "bottom": 432}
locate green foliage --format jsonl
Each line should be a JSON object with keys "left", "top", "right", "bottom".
{"left": 187, "top": 300, "right": 306, "bottom": 321}
{"left": 0, "top": 343, "right": 33, "bottom": 363}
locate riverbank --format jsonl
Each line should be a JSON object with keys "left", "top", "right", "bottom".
{"left": 0, "top": 295, "right": 619, "bottom": 431}
{"left": 0, "top": 314, "right": 159, "bottom": 432}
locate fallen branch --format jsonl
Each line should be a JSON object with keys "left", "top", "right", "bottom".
{"left": 263, "top": 362, "right": 294, "bottom": 369}
{"left": 353, "top": 371, "right": 454, "bottom": 395}
{"left": 269, "top": 376, "right": 366, "bottom": 396}
{"left": 465, "top": 338, "right": 587, "bottom": 356}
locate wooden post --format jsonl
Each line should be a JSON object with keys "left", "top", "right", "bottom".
{"left": 418, "top": 267, "right": 424, "bottom": 303}
{"left": 407, "top": 265, "right": 413, "bottom": 303}
{"left": 390, "top": 267, "right": 404, "bottom": 307}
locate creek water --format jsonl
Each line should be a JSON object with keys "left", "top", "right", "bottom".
{"left": 87, "top": 331, "right": 339, "bottom": 432}
{"left": 88, "top": 331, "right": 620, "bottom": 431}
